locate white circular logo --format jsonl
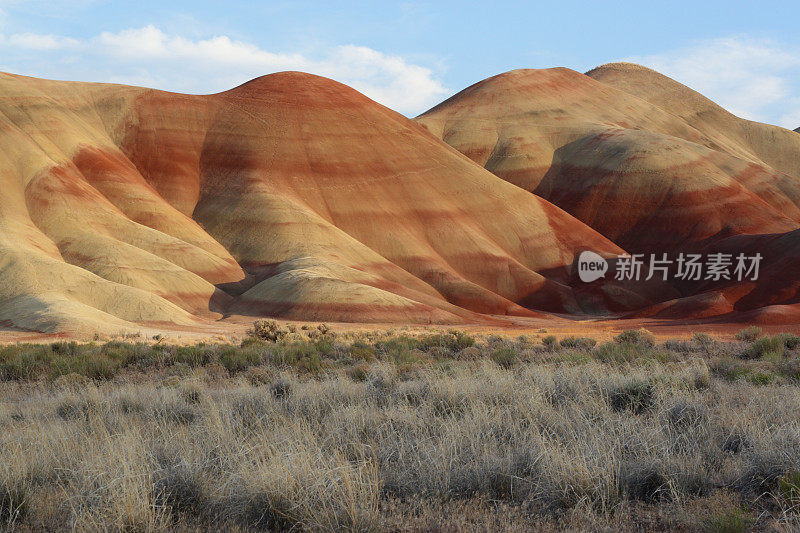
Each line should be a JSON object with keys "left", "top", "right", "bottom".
{"left": 577, "top": 251, "right": 608, "bottom": 282}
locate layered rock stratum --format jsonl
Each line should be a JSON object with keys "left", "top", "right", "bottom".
{"left": 1, "top": 64, "right": 798, "bottom": 335}
{"left": 0, "top": 71, "right": 640, "bottom": 335}
{"left": 417, "top": 64, "right": 800, "bottom": 324}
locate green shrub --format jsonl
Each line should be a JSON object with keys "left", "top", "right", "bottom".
{"left": 0, "top": 344, "right": 53, "bottom": 380}
{"left": 273, "top": 341, "right": 324, "bottom": 373}
{"left": 101, "top": 341, "right": 151, "bottom": 367}
{"left": 375, "top": 336, "right": 421, "bottom": 363}
{"left": 0, "top": 354, "right": 35, "bottom": 381}
{"left": 594, "top": 342, "right": 668, "bottom": 364}
{"left": 418, "top": 331, "right": 475, "bottom": 352}
{"left": 220, "top": 348, "right": 262, "bottom": 373}
{"left": 559, "top": 336, "right": 597, "bottom": 349}
{"left": 449, "top": 330, "right": 475, "bottom": 350}
{"left": 711, "top": 358, "right": 751, "bottom": 382}
{"left": 554, "top": 351, "right": 592, "bottom": 365}
{"left": 312, "top": 339, "right": 336, "bottom": 357}
{"left": 779, "top": 333, "right": 800, "bottom": 350}
{"left": 49, "top": 352, "right": 120, "bottom": 380}
{"left": 240, "top": 337, "right": 268, "bottom": 349}
{"left": 542, "top": 335, "right": 557, "bottom": 349}
{"left": 349, "top": 341, "right": 375, "bottom": 361}
{"left": 739, "top": 335, "right": 783, "bottom": 359}
{"left": 84, "top": 357, "right": 119, "bottom": 380}
{"left": 172, "top": 345, "right": 215, "bottom": 367}
{"left": 614, "top": 328, "right": 655, "bottom": 347}
{"left": 491, "top": 347, "right": 517, "bottom": 368}
{"left": 50, "top": 341, "right": 78, "bottom": 355}
{"left": 734, "top": 326, "right": 762, "bottom": 342}
{"left": 747, "top": 371, "right": 775, "bottom": 385}
{"left": 692, "top": 332, "right": 715, "bottom": 348}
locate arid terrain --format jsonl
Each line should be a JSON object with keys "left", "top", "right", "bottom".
{"left": 2, "top": 62, "right": 800, "bottom": 532}
{"left": 2, "top": 325, "right": 800, "bottom": 531}
{"left": 2, "top": 64, "right": 800, "bottom": 340}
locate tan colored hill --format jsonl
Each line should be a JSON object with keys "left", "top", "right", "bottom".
{"left": 416, "top": 66, "right": 800, "bottom": 321}
{"left": 0, "top": 71, "right": 641, "bottom": 335}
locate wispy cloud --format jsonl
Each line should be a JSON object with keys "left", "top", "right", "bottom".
{"left": 0, "top": 25, "right": 449, "bottom": 115}
{"left": 6, "top": 32, "right": 79, "bottom": 50}
{"left": 626, "top": 37, "right": 800, "bottom": 129}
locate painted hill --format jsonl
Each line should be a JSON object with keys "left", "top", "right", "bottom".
{"left": 416, "top": 67, "right": 800, "bottom": 253}
{"left": 0, "top": 71, "right": 642, "bottom": 335}
{"left": 4, "top": 64, "right": 799, "bottom": 335}
{"left": 586, "top": 63, "right": 800, "bottom": 179}
{"left": 416, "top": 66, "right": 800, "bottom": 322}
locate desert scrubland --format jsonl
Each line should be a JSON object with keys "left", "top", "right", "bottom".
{"left": 2, "top": 324, "right": 800, "bottom": 531}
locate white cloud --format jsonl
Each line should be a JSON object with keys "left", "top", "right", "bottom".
{"left": 7, "top": 32, "right": 79, "bottom": 50}
{"left": 626, "top": 37, "right": 800, "bottom": 129}
{"left": 0, "top": 24, "right": 448, "bottom": 115}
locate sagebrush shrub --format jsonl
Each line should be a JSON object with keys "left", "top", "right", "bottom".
{"left": 594, "top": 342, "right": 665, "bottom": 364}
{"left": 735, "top": 326, "right": 762, "bottom": 342}
{"left": 780, "top": 333, "right": 800, "bottom": 350}
{"left": 349, "top": 341, "right": 375, "bottom": 362}
{"left": 739, "top": 335, "right": 784, "bottom": 360}
{"left": 691, "top": 332, "right": 715, "bottom": 348}
{"left": 491, "top": 347, "right": 517, "bottom": 368}
{"left": 559, "top": 336, "right": 597, "bottom": 349}
{"left": 614, "top": 328, "right": 655, "bottom": 347}
{"left": 247, "top": 320, "right": 288, "bottom": 342}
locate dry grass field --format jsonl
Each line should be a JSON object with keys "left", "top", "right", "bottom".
{"left": 2, "top": 323, "right": 800, "bottom": 531}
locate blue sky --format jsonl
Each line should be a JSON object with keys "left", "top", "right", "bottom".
{"left": 1, "top": 1, "right": 799, "bottom": 127}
